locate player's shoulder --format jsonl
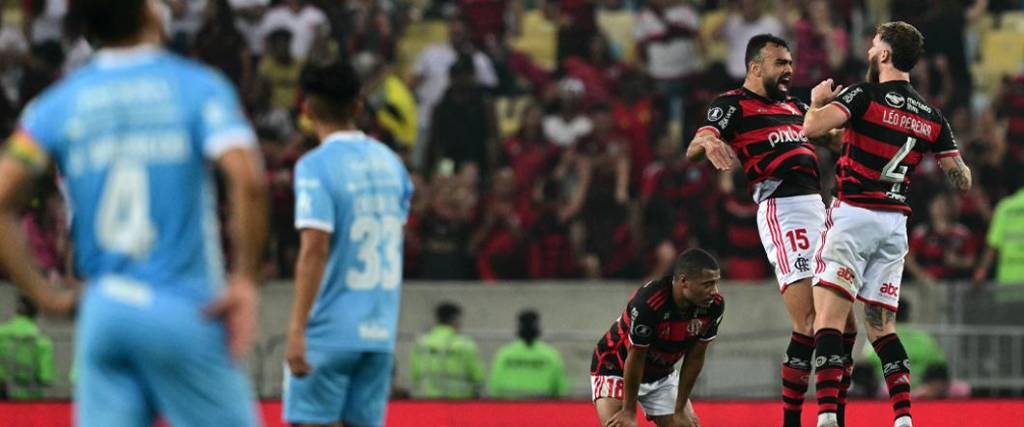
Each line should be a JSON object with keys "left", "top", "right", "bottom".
{"left": 711, "top": 88, "right": 745, "bottom": 104}
{"left": 837, "top": 81, "right": 874, "bottom": 100}
{"left": 630, "top": 275, "right": 672, "bottom": 306}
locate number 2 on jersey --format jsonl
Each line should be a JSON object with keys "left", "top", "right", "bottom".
{"left": 347, "top": 216, "right": 402, "bottom": 290}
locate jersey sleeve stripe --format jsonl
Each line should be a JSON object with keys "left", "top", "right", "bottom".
{"left": 934, "top": 149, "right": 960, "bottom": 158}
{"left": 696, "top": 125, "right": 721, "bottom": 138}
{"left": 295, "top": 218, "right": 335, "bottom": 233}
{"left": 828, "top": 101, "right": 852, "bottom": 119}
{"left": 204, "top": 127, "right": 257, "bottom": 160}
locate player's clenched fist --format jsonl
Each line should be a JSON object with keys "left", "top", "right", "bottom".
{"left": 810, "top": 78, "right": 843, "bottom": 108}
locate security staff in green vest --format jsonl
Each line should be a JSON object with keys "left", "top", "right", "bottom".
{"left": 487, "top": 310, "right": 568, "bottom": 399}
{"left": 0, "top": 296, "right": 54, "bottom": 400}
{"left": 975, "top": 186, "right": 1024, "bottom": 304}
{"left": 410, "top": 302, "right": 485, "bottom": 399}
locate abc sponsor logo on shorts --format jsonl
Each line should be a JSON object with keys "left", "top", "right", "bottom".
{"left": 880, "top": 283, "right": 899, "bottom": 297}
{"left": 836, "top": 267, "right": 856, "bottom": 284}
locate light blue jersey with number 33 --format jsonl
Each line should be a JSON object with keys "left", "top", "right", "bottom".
{"left": 294, "top": 131, "right": 412, "bottom": 352}
{"left": 16, "top": 48, "right": 256, "bottom": 304}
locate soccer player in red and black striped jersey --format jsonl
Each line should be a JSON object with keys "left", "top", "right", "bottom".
{"left": 803, "top": 22, "right": 973, "bottom": 427}
{"left": 591, "top": 249, "right": 723, "bottom": 427}
{"left": 687, "top": 34, "right": 856, "bottom": 427}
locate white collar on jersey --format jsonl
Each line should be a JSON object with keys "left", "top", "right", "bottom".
{"left": 323, "top": 130, "right": 366, "bottom": 143}
{"left": 94, "top": 44, "right": 163, "bottom": 68}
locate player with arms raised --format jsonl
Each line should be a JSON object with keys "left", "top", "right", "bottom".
{"left": 283, "top": 61, "right": 413, "bottom": 427}
{"left": 591, "top": 248, "right": 723, "bottom": 427}
{"left": 687, "top": 34, "right": 856, "bottom": 427}
{"left": 803, "top": 21, "right": 972, "bottom": 427}
{"left": 0, "top": 0, "right": 268, "bottom": 425}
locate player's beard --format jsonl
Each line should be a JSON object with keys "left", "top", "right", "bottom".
{"left": 867, "top": 53, "right": 881, "bottom": 83}
{"left": 763, "top": 74, "right": 789, "bottom": 101}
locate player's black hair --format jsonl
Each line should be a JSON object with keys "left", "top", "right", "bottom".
{"left": 436, "top": 302, "right": 462, "bottom": 325}
{"left": 744, "top": 33, "right": 789, "bottom": 71}
{"left": 517, "top": 310, "right": 541, "bottom": 345}
{"left": 673, "top": 248, "right": 720, "bottom": 280}
{"left": 876, "top": 21, "right": 924, "bottom": 72}
{"left": 69, "top": 0, "right": 148, "bottom": 45}
{"left": 300, "top": 61, "right": 362, "bottom": 124}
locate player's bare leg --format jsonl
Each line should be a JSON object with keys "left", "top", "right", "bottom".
{"left": 780, "top": 278, "right": 815, "bottom": 427}
{"left": 863, "top": 304, "right": 913, "bottom": 427}
{"left": 595, "top": 397, "right": 625, "bottom": 425}
{"left": 812, "top": 286, "right": 855, "bottom": 427}
{"left": 650, "top": 399, "right": 699, "bottom": 427}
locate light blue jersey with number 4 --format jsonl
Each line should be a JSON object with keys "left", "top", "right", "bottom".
{"left": 294, "top": 131, "right": 411, "bottom": 352}
{"left": 17, "top": 47, "right": 255, "bottom": 304}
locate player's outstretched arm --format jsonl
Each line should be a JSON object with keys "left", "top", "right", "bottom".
{"left": 686, "top": 130, "right": 736, "bottom": 171}
{"left": 605, "top": 346, "right": 648, "bottom": 427}
{"left": 804, "top": 79, "right": 847, "bottom": 138}
{"left": 672, "top": 341, "right": 710, "bottom": 427}
{"left": 938, "top": 155, "right": 972, "bottom": 193}
{"left": 0, "top": 146, "right": 75, "bottom": 315}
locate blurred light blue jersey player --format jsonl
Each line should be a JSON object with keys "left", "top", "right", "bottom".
{"left": 0, "top": 1, "right": 267, "bottom": 426}
{"left": 284, "top": 62, "right": 412, "bottom": 427}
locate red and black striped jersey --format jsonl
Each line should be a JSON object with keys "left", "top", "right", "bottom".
{"left": 829, "top": 81, "right": 960, "bottom": 213}
{"left": 698, "top": 88, "right": 820, "bottom": 202}
{"left": 591, "top": 276, "right": 724, "bottom": 383}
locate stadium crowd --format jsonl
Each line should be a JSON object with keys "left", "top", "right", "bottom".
{"left": 0, "top": 0, "right": 1023, "bottom": 285}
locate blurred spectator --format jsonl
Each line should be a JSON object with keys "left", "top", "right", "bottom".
{"left": 257, "top": 0, "right": 329, "bottom": 61}
{"left": 561, "top": 33, "right": 626, "bottom": 106}
{"left": 426, "top": 55, "right": 498, "bottom": 176}
{"left": 0, "top": 296, "right": 54, "bottom": 400}
{"left": 257, "top": 29, "right": 302, "bottom": 112}
{"left": 713, "top": 0, "right": 784, "bottom": 84}
{"left": 410, "top": 302, "right": 485, "bottom": 399}
{"left": 543, "top": 78, "right": 592, "bottom": 148}
{"left": 527, "top": 167, "right": 589, "bottom": 279}
{"left": 912, "top": 364, "right": 971, "bottom": 399}
{"left": 641, "top": 134, "right": 715, "bottom": 279}
{"left": 410, "top": 19, "right": 498, "bottom": 166}
{"left": 994, "top": 74, "right": 1024, "bottom": 161}
{"left": 716, "top": 171, "right": 769, "bottom": 280}
{"left": 611, "top": 71, "right": 658, "bottom": 185}
{"left": 24, "top": 0, "right": 67, "bottom": 46}
{"left": 550, "top": 0, "right": 601, "bottom": 61}
{"left": 458, "top": 0, "right": 514, "bottom": 49}
{"left": 788, "top": 0, "right": 847, "bottom": 102}
{"left": 353, "top": 51, "right": 418, "bottom": 150}
{"left": 909, "top": 55, "right": 955, "bottom": 113}
{"left": 487, "top": 310, "right": 568, "bottom": 399}
{"left": 905, "top": 194, "right": 978, "bottom": 285}
{"left": 21, "top": 187, "right": 68, "bottom": 279}
{"left": 415, "top": 170, "right": 477, "bottom": 280}
{"left": 502, "top": 103, "right": 558, "bottom": 204}
{"left": 165, "top": 0, "right": 208, "bottom": 53}
{"left": 578, "top": 105, "right": 638, "bottom": 279}
{"left": 974, "top": 183, "right": 1024, "bottom": 301}
{"left": 632, "top": 0, "right": 701, "bottom": 131}
{"left": 228, "top": 0, "right": 269, "bottom": 52}
{"left": 193, "top": 0, "right": 251, "bottom": 89}
{"left": 859, "top": 300, "right": 947, "bottom": 390}
{"left": 470, "top": 168, "right": 528, "bottom": 281}
{"left": 341, "top": 0, "right": 397, "bottom": 62}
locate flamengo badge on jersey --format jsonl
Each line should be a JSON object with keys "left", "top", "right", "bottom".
{"left": 884, "top": 92, "right": 906, "bottom": 108}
